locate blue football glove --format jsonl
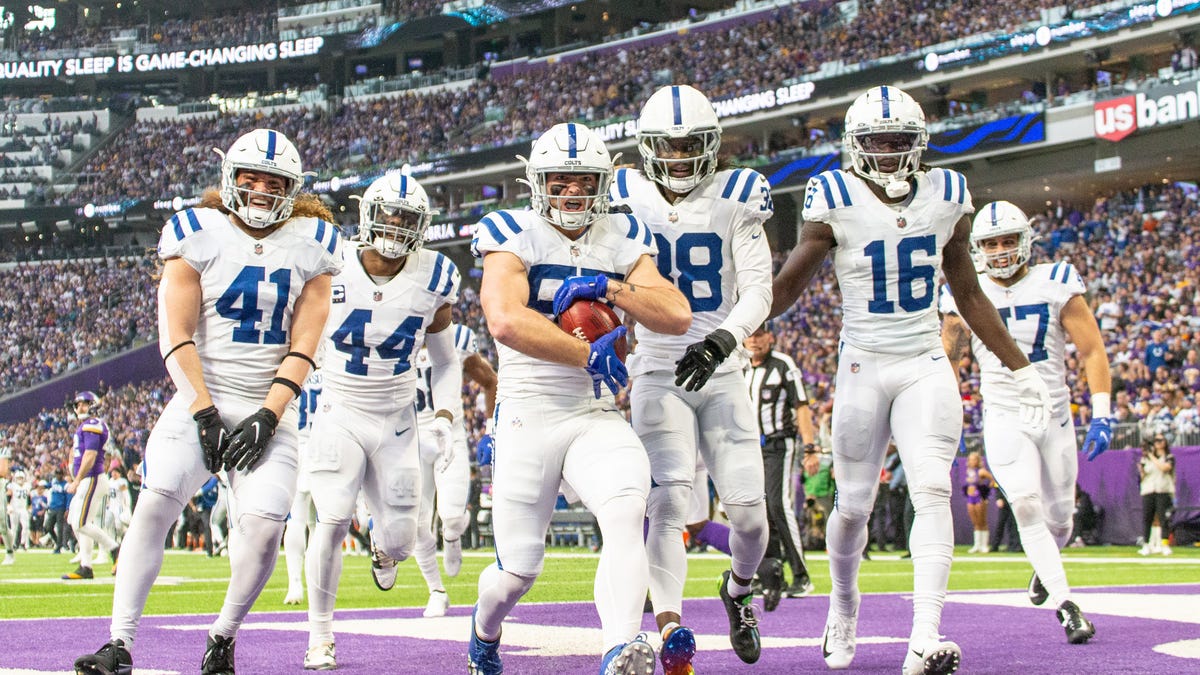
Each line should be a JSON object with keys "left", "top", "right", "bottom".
{"left": 1082, "top": 417, "right": 1113, "bottom": 461}
{"left": 553, "top": 274, "right": 608, "bottom": 317}
{"left": 585, "top": 326, "right": 628, "bottom": 398}
{"left": 476, "top": 434, "right": 494, "bottom": 466}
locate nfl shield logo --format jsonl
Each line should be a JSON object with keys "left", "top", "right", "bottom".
{"left": 253, "top": 243, "right": 264, "bottom": 255}
{"left": 570, "top": 245, "right": 581, "bottom": 257}
{"left": 850, "top": 362, "right": 860, "bottom": 373}
{"left": 373, "top": 291, "right": 383, "bottom": 302}
{"left": 896, "top": 216, "right": 907, "bottom": 229}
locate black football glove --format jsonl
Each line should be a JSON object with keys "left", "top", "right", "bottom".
{"left": 222, "top": 407, "right": 279, "bottom": 472}
{"left": 674, "top": 328, "right": 738, "bottom": 392}
{"left": 193, "top": 406, "right": 231, "bottom": 474}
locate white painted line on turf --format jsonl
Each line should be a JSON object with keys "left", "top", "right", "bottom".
{"left": 945, "top": 591, "right": 1200, "bottom": 624}
{"left": 1154, "top": 638, "right": 1200, "bottom": 660}
{"left": 157, "top": 616, "right": 907, "bottom": 656}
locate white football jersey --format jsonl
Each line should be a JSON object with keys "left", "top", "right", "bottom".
{"left": 321, "top": 245, "right": 460, "bottom": 410}
{"left": 297, "top": 369, "right": 323, "bottom": 435}
{"left": 9, "top": 480, "right": 30, "bottom": 511}
{"left": 156, "top": 207, "right": 343, "bottom": 402}
{"left": 803, "top": 168, "right": 973, "bottom": 355}
{"left": 413, "top": 323, "right": 475, "bottom": 426}
{"left": 940, "top": 261, "right": 1085, "bottom": 413}
{"left": 610, "top": 167, "right": 772, "bottom": 376}
{"left": 471, "top": 208, "right": 656, "bottom": 399}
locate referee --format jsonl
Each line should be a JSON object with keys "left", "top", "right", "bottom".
{"left": 745, "top": 322, "right": 815, "bottom": 600}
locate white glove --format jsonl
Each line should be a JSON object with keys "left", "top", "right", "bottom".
{"left": 1012, "top": 364, "right": 1051, "bottom": 433}
{"left": 429, "top": 415, "right": 455, "bottom": 473}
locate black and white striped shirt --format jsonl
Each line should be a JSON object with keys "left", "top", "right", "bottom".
{"left": 747, "top": 350, "right": 808, "bottom": 439}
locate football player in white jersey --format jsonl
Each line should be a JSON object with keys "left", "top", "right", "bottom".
{"left": 282, "top": 367, "right": 322, "bottom": 605}
{"left": 771, "top": 87, "right": 1051, "bottom": 675}
{"left": 609, "top": 84, "right": 772, "bottom": 672}
{"left": 0, "top": 444, "right": 13, "bottom": 565}
{"left": 75, "top": 129, "right": 340, "bottom": 675}
{"left": 940, "top": 201, "right": 1110, "bottom": 644}
{"left": 8, "top": 469, "right": 31, "bottom": 552}
{"left": 301, "top": 171, "right": 463, "bottom": 671}
{"left": 412, "top": 323, "right": 498, "bottom": 618}
{"left": 469, "top": 122, "right": 690, "bottom": 675}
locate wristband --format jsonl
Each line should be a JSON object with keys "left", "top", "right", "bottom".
{"left": 272, "top": 376, "right": 303, "bottom": 398}
{"left": 286, "top": 351, "right": 317, "bottom": 370}
{"left": 163, "top": 340, "right": 196, "bottom": 362}
{"left": 1091, "top": 392, "right": 1112, "bottom": 419}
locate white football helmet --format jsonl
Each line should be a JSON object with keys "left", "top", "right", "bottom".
{"left": 519, "top": 122, "right": 612, "bottom": 231}
{"left": 971, "top": 201, "right": 1033, "bottom": 279}
{"left": 215, "top": 129, "right": 305, "bottom": 229}
{"left": 353, "top": 172, "right": 434, "bottom": 258}
{"left": 843, "top": 86, "right": 928, "bottom": 197}
{"left": 637, "top": 84, "right": 721, "bottom": 193}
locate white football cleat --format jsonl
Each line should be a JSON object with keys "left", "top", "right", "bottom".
{"left": 444, "top": 538, "right": 462, "bottom": 577}
{"left": 902, "top": 637, "right": 961, "bottom": 675}
{"left": 303, "top": 642, "right": 336, "bottom": 670}
{"left": 283, "top": 586, "right": 304, "bottom": 605}
{"left": 1, "top": 553, "right": 14, "bottom": 566}
{"left": 424, "top": 589, "right": 450, "bottom": 618}
{"left": 821, "top": 608, "right": 858, "bottom": 669}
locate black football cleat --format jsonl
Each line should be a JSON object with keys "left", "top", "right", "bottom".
{"left": 1027, "top": 572, "right": 1048, "bottom": 606}
{"left": 718, "top": 570, "right": 761, "bottom": 663}
{"left": 63, "top": 565, "right": 94, "bottom": 580}
{"left": 757, "top": 557, "right": 784, "bottom": 612}
{"left": 201, "top": 634, "right": 236, "bottom": 674}
{"left": 74, "top": 639, "right": 133, "bottom": 675}
{"left": 1057, "top": 600, "right": 1096, "bottom": 644}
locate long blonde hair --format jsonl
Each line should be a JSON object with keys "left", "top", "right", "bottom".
{"left": 198, "top": 188, "right": 335, "bottom": 222}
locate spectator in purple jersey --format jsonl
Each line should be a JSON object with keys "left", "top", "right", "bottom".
{"left": 63, "top": 391, "right": 120, "bottom": 580}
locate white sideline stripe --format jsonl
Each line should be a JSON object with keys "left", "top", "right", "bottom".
{"left": 4, "top": 581, "right": 1198, "bottom": 623}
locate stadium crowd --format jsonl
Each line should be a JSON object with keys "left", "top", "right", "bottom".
{"left": 65, "top": 0, "right": 1066, "bottom": 206}
{"left": 0, "top": 258, "right": 158, "bottom": 397}
{"left": 5, "top": 180, "right": 1199, "bottom": 468}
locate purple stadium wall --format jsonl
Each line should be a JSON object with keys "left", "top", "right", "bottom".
{"left": 0, "top": 342, "right": 166, "bottom": 424}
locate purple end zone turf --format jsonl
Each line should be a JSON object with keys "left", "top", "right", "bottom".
{"left": 8, "top": 585, "right": 1198, "bottom": 673}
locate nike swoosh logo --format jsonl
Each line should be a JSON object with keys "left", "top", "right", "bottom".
{"left": 1060, "top": 419, "right": 1070, "bottom": 427}
{"left": 931, "top": 355, "right": 945, "bottom": 361}
{"left": 751, "top": 232, "right": 762, "bottom": 239}
{"left": 394, "top": 428, "right": 410, "bottom": 437}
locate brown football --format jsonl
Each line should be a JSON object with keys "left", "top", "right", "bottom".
{"left": 557, "top": 300, "right": 628, "bottom": 361}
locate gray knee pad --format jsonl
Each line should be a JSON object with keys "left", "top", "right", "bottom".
{"left": 440, "top": 513, "right": 469, "bottom": 540}
{"left": 647, "top": 483, "right": 690, "bottom": 537}
{"left": 723, "top": 501, "right": 766, "bottom": 541}
{"left": 908, "top": 481, "right": 951, "bottom": 515}
{"left": 832, "top": 483, "right": 874, "bottom": 523}
{"left": 1009, "top": 493, "right": 1045, "bottom": 528}
{"left": 374, "top": 514, "right": 417, "bottom": 562}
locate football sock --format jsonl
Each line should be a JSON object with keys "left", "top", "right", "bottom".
{"left": 210, "top": 514, "right": 284, "bottom": 638}
{"left": 908, "top": 487, "right": 953, "bottom": 639}
{"left": 646, "top": 484, "right": 689, "bottom": 617}
{"left": 307, "top": 521, "right": 349, "bottom": 646}
{"left": 282, "top": 517, "right": 307, "bottom": 589}
{"left": 475, "top": 568, "right": 535, "bottom": 642}
{"left": 725, "top": 501, "right": 768, "bottom": 584}
{"left": 826, "top": 506, "right": 868, "bottom": 617}
{"left": 694, "top": 521, "right": 732, "bottom": 555}
{"left": 111, "top": 491, "right": 181, "bottom": 647}
{"left": 593, "top": 494, "right": 650, "bottom": 650}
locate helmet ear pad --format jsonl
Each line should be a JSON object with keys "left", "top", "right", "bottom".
{"left": 521, "top": 122, "right": 613, "bottom": 231}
